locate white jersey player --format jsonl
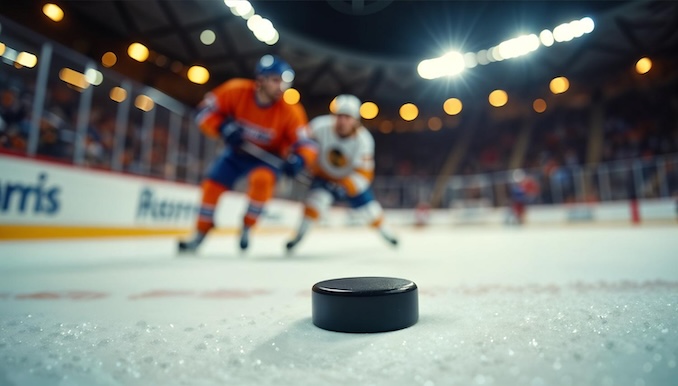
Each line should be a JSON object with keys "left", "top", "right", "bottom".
{"left": 286, "top": 94, "right": 398, "bottom": 252}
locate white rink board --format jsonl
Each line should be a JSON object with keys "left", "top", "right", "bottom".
{"left": 0, "top": 155, "right": 301, "bottom": 230}
{"left": 1, "top": 155, "right": 676, "bottom": 237}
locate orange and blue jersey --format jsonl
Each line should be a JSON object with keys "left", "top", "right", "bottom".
{"left": 195, "top": 78, "right": 314, "bottom": 160}
{"left": 194, "top": 78, "right": 316, "bottom": 193}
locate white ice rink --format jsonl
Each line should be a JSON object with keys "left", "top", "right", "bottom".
{"left": 1, "top": 225, "right": 677, "bottom": 386}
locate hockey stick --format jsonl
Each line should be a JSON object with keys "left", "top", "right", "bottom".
{"left": 240, "top": 142, "right": 312, "bottom": 185}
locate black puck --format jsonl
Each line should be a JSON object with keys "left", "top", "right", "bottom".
{"left": 312, "top": 277, "right": 418, "bottom": 333}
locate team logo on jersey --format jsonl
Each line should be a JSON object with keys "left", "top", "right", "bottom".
{"left": 238, "top": 120, "right": 274, "bottom": 145}
{"left": 327, "top": 148, "right": 348, "bottom": 167}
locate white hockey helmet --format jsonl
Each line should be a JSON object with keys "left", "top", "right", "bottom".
{"left": 333, "top": 94, "right": 361, "bottom": 119}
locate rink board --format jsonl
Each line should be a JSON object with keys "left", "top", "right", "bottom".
{"left": 2, "top": 155, "right": 676, "bottom": 241}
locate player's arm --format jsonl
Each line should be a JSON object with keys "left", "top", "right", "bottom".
{"left": 281, "top": 106, "right": 318, "bottom": 176}
{"left": 194, "top": 79, "right": 243, "bottom": 139}
{"left": 336, "top": 133, "right": 375, "bottom": 196}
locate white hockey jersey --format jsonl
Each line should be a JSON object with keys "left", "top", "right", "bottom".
{"left": 308, "top": 114, "right": 375, "bottom": 195}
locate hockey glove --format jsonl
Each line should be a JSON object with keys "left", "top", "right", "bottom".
{"left": 220, "top": 121, "right": 244, "bottom": 148}
{"left": 283, "top": 153, "right": 305, "bottom": 177}
{"left": 325, "top": 181, "right": 347, "bottom": 200}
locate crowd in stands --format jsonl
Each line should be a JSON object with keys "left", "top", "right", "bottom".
{"left": 0, "top": 70, "right": 201, "bottom": 183}
{"left": 3, "top": 59, "right": 677, "bottom": 206}
{"left": 602, "top": 86, "right": 677, "bottom": 163}
{"left": 457, "top": 119, "right": 520, "bottom": 176}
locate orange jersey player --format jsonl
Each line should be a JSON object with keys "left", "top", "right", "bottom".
{"left": 179, "top": 55, "right": 316, "bottom": 254}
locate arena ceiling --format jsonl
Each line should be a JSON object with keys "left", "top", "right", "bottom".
{"left": 2, "top": 1, "right": 678, "bottom": 117}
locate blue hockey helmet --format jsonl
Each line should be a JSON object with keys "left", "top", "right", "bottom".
{"left": 255, "top": 55, "right": 295, "bottom": 83}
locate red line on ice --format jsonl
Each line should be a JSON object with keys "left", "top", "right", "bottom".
{"left": 129, "top": 290, "right": 196, "bottom": 300}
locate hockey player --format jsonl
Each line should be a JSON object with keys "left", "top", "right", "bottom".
{"left": 508, "top": 169, "right": 540, "bottom": 225}
{"left": 285, "top": 94, "right": 398, "bottom": 252}
{"left": 179, "top": 55, "right": 316, "bottom": 253}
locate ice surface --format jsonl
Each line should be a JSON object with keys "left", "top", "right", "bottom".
{"left": 1, "top": 226, "right": 677, "bottom": 386}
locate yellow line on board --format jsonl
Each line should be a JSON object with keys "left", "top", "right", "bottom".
{"left": 0, "top": 225, "right": 291, "bottom": 241}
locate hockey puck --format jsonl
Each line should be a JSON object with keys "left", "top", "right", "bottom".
{"left": 312, "top": 277, "right": 418, "bottom": 333}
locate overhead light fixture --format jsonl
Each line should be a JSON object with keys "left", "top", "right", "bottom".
{"left": 200, "top": 30, "right": 216, "bottom": 46}
{"left": 110, "top": 87, "right": 127, "bottom": 103}
{"left": 187, "top": 65, "right": 210, "bottom": 84}
{"left": 635, "top": 57, "right": 652, "bottom": 75}
{"left": 443, "top": 98, "right": 463, "bottom": 115}
{"left": 283, "top": 88, "right": 300, "bottom": 105}
{"left": 489, "top": 90, "right": 508, "bottom": 107}
{"left": 135, "top": 95, "right": 154, "bottom": 112}
{"left": 419, "top": 16, "right": 595, "bottom": 79}
{"left": 399, "top": 103, "right": 419, "bottom": 121}
{"left": 16, "top": 52, "right": 38, "bottom": 68}
{"left": 42, "top": 3, "right": 64, "bottom": 22}
{"left": 226, "top": 1, "right": 279, "bottom": 45}
{"left": 549, "top": 76, "right": 570, "bottom": 94}
{"left": 533, "top": 98, "right": 547, "bottom": 113}
{"left": 127, "top": 43, "right": 149, "bottom": 62}
{"left": 360, "top": 102, "right": 379, "bottom": 120}
{"left": 101, "top": 52, "right": 117, "bottom": 67}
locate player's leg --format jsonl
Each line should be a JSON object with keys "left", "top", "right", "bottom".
{"left": 286, "top": 185, "right": 333, "bottom": 252}
{"left": 178, "top": 179, "right": 227, "bottom": 252}
{"left": 511, "top": 201, "right": 525, "bottom": 225}
{"left": 240, "top": 166, "right": 277, "bottom": 250}
{"left": 349, "top": 189, "right": 398, "bottom": 246}
{"left": 178, "top": 152, "right": 239, "bottom": 253}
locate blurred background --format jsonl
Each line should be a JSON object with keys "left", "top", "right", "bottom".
{"left": 0, "top": 0, "right": 676, "bottom": 221}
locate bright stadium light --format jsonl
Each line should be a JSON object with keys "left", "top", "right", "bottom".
{"left": 16, "top": 52, "right": 38, "bottom": 68}
{"left": 463, "top": 52, "right": 478, "bottom": 68}
{"left": 549, "top": 76, "right": 570, "bottom": 94}
{"left": 553, "top": 23, "right": 574, "bottom": 42}
{"left": 476, "top": 50, "right": 489, "bottom": 66}
{"left": 540, "top": 29, "right": 554, "bottom": 47}
{"left": 488, "top": 47, "right": 501, "bottom": 62}
{"left": 110, "top": 87, "right": 127, "bottom": 103}
{"left": 227, "top": 1, "right": 280, "bottom": 45}
{"left": 187, "top": 66, "right": 210, "bottom": 84}
{"left": 42, "top": 3, "right": 64, "bottom": 22}
{"left": 399, "top": 103, "right": 419, "bottom": 121}
{"left": 417, "top": 51, "right": 464, "bottom": 79}
{"left": 253, "top": 18, "right": 276, "bottom": 42}
{"left": 419, "top": 16, "right": 594, "bottom": 78}
{"left": 128, "top": 42, "right": 149, "bottom": 62}
{"left": 85, "top": 68, "right": 103, "bottom": 86}
{"left": 569, "top": 20, "right": 584, "bottom": 38}
{"left": 443, "top": 98, "right": 462, "bottom": 115}
{"left": 247, "top": 15, "right": 263, "bottom": 31}
{"left": 360, "top": 102, "right": 379, "bottom": 119}
{"left": 283, "top": 88, "right": 300, "bottom": 105}
{"left": 59, "top": 68, "right": 89, "bottom": 90}
{"left": 200, "top": 30, "right": 216, "bottom": 45}
{"left": 635, "top": 57, "right": 652, "bottom": 74}
{"left": 135, "top": 95, "right": 155, "bottom": 112}
{"left": 231, "top": 1, "right": 253, "bottom": 18}
{"left": 580, "top": 17, "right": 595, "bottom": 34}
{"left": 489, "top": 90, "right": 508, "bottom": 107}
{"left": 265, "top": 30, "right": 280, "bottom": 45}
